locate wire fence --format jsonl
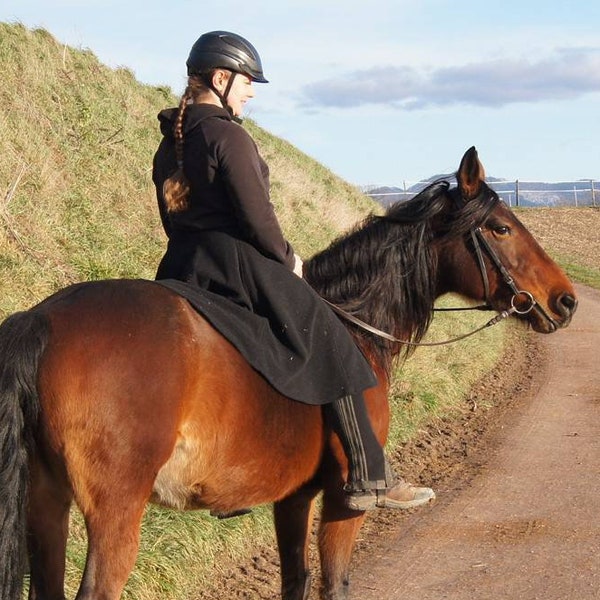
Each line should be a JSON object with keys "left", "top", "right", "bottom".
{"left": 363, "top": 179, "right": 599, "bottom": 208}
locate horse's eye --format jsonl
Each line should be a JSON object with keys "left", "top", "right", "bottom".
{"left": 492, "top": 225, "right": 510, "bottom": 236}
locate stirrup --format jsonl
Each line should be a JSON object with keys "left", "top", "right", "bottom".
{"left": 345, "top": 480, "right": 435, "bottom": 511}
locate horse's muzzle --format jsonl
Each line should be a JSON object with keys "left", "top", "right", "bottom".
{"left": 533, "top": 291, "right": 578, "bottom": 333}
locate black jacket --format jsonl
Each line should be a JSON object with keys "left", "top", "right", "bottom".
{"left": 153, "top": 104, "right": 295, "bottom": 269}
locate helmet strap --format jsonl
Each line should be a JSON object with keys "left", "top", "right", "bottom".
{"left": 222, "top": 71, "right": 236, "bottom": 102}
{"left": 222, "top": 72, "right": 243, "bottom": 123}
{"left": 203, "top": 71, "right": 242, "bottom": 123}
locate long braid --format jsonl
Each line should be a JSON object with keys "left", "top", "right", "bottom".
{"left": 162, "top": 76, "right": 207, "bottom": 212}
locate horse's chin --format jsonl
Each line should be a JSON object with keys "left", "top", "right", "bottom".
{"left": 529, "top": 319, "right": 558, "bottom": 334}
{"left": 527, "top": 305, "right": 570, "bottom": 334}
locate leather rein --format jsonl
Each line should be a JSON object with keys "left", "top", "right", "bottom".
{"left": 324, "top": 207, "right": 556, "bottom": 347}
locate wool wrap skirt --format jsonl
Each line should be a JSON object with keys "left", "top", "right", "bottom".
{"left": 155, "top": 231, "right": 377, "bottom": 405}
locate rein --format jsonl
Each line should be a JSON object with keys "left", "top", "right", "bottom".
{"left": 324, "top": 292, "right": 534, "bottom": 347}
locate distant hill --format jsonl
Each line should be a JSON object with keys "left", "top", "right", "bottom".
{"left": 367, "top": 176, "right": 599, "bottom": 208}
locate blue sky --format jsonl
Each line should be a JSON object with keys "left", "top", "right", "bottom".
{"left": 1, "top": 0, "right": 599, "bottom": 186}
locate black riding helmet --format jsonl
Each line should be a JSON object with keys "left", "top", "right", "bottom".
{"left": 186, "top": 31, "right": 268, "bottom": 83}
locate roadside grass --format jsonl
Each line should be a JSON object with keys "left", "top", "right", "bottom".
{"left": 387, "top": 294, "right": 510, "bottom": 448}
{"left": 1, "top": 23, "right": 387, "bottom": 599}
{"left": 61, "top": 506, "right": 276, "bottom": 599}
{"left": 552, "top": 256, "right": 600, "bottom": 290}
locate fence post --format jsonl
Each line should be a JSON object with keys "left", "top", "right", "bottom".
{"left": 515, "top": 179, "right": 519, "bottom": 207}
{"left": 592, "top": 180, "right": 596, "bottom": 207}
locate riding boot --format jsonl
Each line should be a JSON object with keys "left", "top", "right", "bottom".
{"left": 327, "top": 394, "right": 435, "bottom": 511}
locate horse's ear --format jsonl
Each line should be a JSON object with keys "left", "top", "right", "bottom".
{"left": 457, "top": 146, "right": 486, "bottom": 200}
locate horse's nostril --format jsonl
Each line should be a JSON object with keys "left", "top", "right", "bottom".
{"left": 559, "top": 293, "right": 578, "bottom": 313}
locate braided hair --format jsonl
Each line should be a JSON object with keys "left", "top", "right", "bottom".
{"left": 162, "top": 75, "right": 212, "bottom": 213}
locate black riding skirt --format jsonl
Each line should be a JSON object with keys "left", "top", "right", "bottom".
{"left": 155, "top": 231, "right": 377, "bottom": 405}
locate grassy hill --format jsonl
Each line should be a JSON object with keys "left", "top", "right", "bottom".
{"left": 0, "top": 22, "right": 551, "bottom": 599}
{"left": 0, "top": 22, "right": 374, "bottom": 316}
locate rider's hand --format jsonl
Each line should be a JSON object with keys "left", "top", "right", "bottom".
{"left": 293, "top": 254, "right": 304, "bottom": 278}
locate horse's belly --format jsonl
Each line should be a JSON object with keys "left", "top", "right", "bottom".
{"left": 150, "top": 434, "right": 207, "bottom": 510}
{"left": 150, "top": 428, "right": 321, "bottom": 512}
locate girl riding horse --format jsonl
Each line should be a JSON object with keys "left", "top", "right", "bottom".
{"left": 152, "top": 30, "right": 434, "bottom": 513}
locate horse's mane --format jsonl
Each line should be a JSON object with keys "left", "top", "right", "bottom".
{"left": 304, "top": 178, "right": 499, "bottom": 369}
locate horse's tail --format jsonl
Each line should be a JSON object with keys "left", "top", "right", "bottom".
{"left": 0, "top": 310, "right": 48, "bottom": 600}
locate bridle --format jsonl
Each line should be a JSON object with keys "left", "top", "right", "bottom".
{"left": 324, "top": 186, "right": 557, "bottom": 347}
{"left": 469, "top": 222, "right": 559, "bottom": 330}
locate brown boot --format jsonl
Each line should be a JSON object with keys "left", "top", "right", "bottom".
{"left": 345, "top": 479, "right": 435, "bottom": 511}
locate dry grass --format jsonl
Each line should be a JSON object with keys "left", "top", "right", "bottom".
{"left": 0, "top": 23, "right": 373, "bottom": 318}
{"left": 516, "top": 206, "right": 600, "bottom": 271}
{"left": 1, "top": 23, "right": 381, "bottom": 600}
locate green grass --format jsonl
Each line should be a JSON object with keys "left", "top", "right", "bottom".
{"left": 0, "top": 23, "right": 387, "bottom": 598}
{"left": 554, "top": 255, "right": 600, "bottom": 289}
{"left": 58, "top": 506, "right": 276, "bottom": 599}
{"left": 387, "top": 294, "right": 509, "bottom": 447}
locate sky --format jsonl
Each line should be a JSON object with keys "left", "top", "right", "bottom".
{"left": 1, "top": 0, "right": 599, "bottom": 186}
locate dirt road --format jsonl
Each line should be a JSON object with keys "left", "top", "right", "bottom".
{"left": 352, "top": 284, "right": 600, "bottom": 600}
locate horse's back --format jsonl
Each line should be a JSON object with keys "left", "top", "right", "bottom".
{"left": 32, "top": 279, "right": 325, "bottom": 514}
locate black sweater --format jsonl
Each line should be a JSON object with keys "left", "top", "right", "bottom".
{"left": 152, "top": 104, "right": 295, "bottom": 270}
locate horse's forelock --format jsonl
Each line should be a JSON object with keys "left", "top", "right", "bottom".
{"left": 446, "top": 181, "right": 501, "bottom": 236}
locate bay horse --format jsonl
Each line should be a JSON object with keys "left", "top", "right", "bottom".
{"left": 0, "top": 147, "right": 576, "bottom": 600}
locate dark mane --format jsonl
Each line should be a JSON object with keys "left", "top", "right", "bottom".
{"left": 305, "top": 179, "right": 499, "bottom": 370}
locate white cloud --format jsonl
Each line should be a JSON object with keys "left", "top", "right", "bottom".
{"left": 299, "top": 48, "right": 600, "bottom": 110}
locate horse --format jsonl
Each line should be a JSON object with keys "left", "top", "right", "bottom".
{"left": 0, "top": 147, "right": 577, "bottom": 600}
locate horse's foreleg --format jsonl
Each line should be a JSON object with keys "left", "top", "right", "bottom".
{"left": 318, "top": 490, "right": 366, "bottom": 600}
{"left": 274, "top": 487, "right": 319, "bottom": 600}
{"left": 27, "top": 456, "right": 73, "bottom": 600}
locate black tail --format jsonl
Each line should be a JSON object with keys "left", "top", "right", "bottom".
{"left": 0, "top": 310, "right": 48, "bottom": 600}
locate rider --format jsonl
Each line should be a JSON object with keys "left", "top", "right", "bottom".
{"left": 152, "top": 30, "right": 435, "bottom": 512}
